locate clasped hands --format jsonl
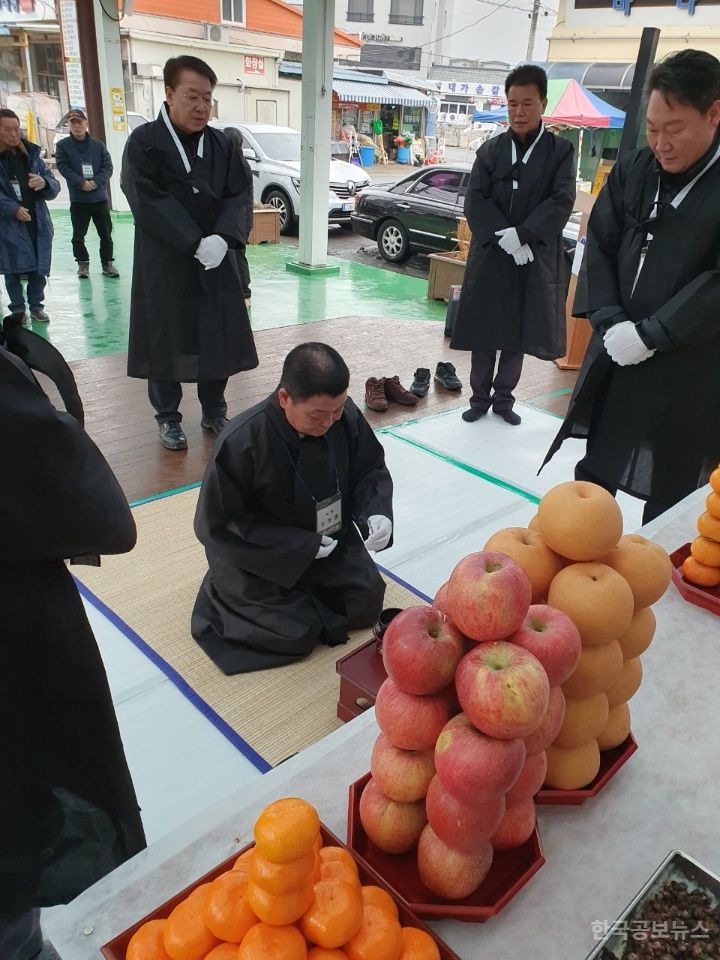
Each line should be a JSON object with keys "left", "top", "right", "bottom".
{"left": 314, "top": 515, "right": 393, "bottom": 560}
{"left": 194, "top": 234, "right": 228, "bottom": 270}
{"left": 494, "top": 227, "right": 533, "bottom": 266}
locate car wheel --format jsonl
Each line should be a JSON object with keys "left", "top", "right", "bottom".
{"left": 264, "top": 189, "right": 295, "bottom": 235}
{"left": 377, "top": 219, "right": 410, "bottom": 263}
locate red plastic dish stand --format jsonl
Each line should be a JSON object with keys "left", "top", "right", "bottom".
{"left": 535, "top": 734, "right": 638, "bottom": 806}
{"left": 335, "top": 638, "right": 388, "bottom": 722}
{"left": 669, "top": 543, "right": 720, "bottom": 616}
{"left": 100, "top": 823, "right": 460, "bottom": 960}
{"left": 347, "top": 773, "right": 545, "bottom": 923}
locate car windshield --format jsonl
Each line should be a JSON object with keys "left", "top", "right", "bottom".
{"left": 252, "top": 131, "right": 301, "bottom": 161}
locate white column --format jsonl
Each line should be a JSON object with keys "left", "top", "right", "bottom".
{"left": 92, "top": 0, "right": 130, "bottom": 212}
{"left": 295, "top": 0, "right": 334, "bottom": 270}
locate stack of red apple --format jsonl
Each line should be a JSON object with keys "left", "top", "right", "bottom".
{"left": 486, "top": 481, "right": 672, "bottom": 789}
{"left": 359, "top": 551, "right": 582, "bottom": 901}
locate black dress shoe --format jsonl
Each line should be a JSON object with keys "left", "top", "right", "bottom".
{"left": 462, "top": 407, "right": 488, "bottom": 422}
{"left": 494, "top": 408, "right": 522, "bottom": 426}
{"left": 434, "top": 361, "right": 462, "bottom": 390}
{"left": 410, "top": 367, "right": 431, "bottom": 397}
{"left": 201, "top": 416, "right": 229, "bottom": 436}
{"left": 158, "top": 421, "right": 188, "bottom": 450}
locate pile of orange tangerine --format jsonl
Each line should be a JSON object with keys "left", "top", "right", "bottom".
{"left": 126, "top": 798, "right": 440, "bottom": 960}
{"left": 682, "top": 466, "right": 720, "bottom": 588}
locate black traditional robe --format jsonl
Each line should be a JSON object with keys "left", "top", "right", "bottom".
{"left": 192, "top": 393, "right": 394, "bottom": 674}
{"left": 0, "top": 347, "right": 145, "bottom": 914}
{"left": 543, "top": 143, "right": 720, "bottom": 506}
{"left": 451, "top": 129, "right": 576, "bottom": 359}
{"left": 121, "top": 110, "right": 258, "bottom": 382}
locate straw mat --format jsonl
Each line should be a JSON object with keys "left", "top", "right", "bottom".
{"left": 75, "top": 488, "right": 421, "bottom": 767}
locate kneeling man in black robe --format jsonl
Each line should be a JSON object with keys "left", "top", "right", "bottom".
{"left": 192, "top": 342, "right": 394, "bottom": 674}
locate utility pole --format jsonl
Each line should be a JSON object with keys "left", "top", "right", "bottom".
{"left": 526, "top": 0, "right": 541, "bottom": 61}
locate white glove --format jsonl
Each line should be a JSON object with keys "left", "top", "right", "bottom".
{"left": 364, "top": 515, "right": 392, "bottom": 553}
{"left": 603, "top": 321, "right": 656, "bottom": 366}
{"left": 495, "top": 228, "right": 522, "bottom": 256}
{"left": 315, "top": 535, "right": 338, "bottom": 560}
{"left": 512, "top": 244, "right": 534, "bottom": 266}
{"left": 195, "top": 234, "right": 228, "bottom": 270}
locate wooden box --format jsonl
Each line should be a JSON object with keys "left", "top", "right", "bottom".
{"left": 248, "top": 206, "right": 280, "bottom": 245}
{"left": 427, "top": 251, "right": 467, "bottom": 302}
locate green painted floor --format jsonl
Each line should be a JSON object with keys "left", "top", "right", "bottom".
{"left": 19, "top": 212, "right": 445, "bottom": 363}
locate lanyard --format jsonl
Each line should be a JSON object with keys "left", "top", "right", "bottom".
{"left": 160, "top": 102, "right": 204, "bottom": 175}
{"left": 510, "top": 123, "right": 545, "bottom": 191}
{"left": 632, "top": 141, "right": 720, "bottom": 294}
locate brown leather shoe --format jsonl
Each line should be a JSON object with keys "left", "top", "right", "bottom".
{"left": 365, "top": 377, "right": 388, "bottom": 412}
{"left": 383, "top": 375, "right": 418, "bottom": 406}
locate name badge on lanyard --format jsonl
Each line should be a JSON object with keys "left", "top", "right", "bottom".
{"left": 82, "top": 162, "right": 94, "bottom": 178}
{"left": 316, "top": 492, "right": 342, "bottom": 536}
{"left": 160, "top": 102, "right": 204, "bottom": 195}
{"left": 10, "top": 179, "right": 21, "bottom": 201}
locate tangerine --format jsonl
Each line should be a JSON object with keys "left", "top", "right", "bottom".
{"left": 246, "top": 877, "right": 314, "bottom": 925}
{"left": 163, "top": 895, "right": 219, "bottom": 960}
{"left": 300, "top": 878, "right": 363, "bottom": 948}
{"left": 682, "top": 555, "right": 720, "bottom": 588}
{"left": 250, "top": 848, "right": 315, "bottom": 895}
{"left": 237, "top": 922, "right": 307, "bottom": 960}
{"left": 698, "top": 511, "right": 720, "bottom": 542}
{"left": 343, "top": 904, "right": 403, "bottom": 960}
{"left": 232, "top": 848, "right": 255, "bottom": 875}
{"left": 691, "top": 536, "right": 720, "bottom": 568}
{"left": 399, "top": 927, "right": 441, "bottom": 960}
{"left": 203, "top": 870, "right": 257, "bottom": 943}
{"left": 308, "top": 950, "right": 349, "bottom": 960}
{"left": 710, "top": 466, "right": 720, "bottom": 494}
{"left": 254, "top": 798, "right": 320, "bottom": 864}
{"left": 317, "top": 847, "right": 359, "bottom": 876}
{"left": 708, "top": 492, "right": 720, "bottom": 520}
{"left": 203, "top": 946, "right": 241, "bottom": 960}
{"left": 127, "top": 919, "right": 172, "bottom": 960}
{"left": 319, "top": 860, "right": 361, "bottom": 889}
{"left": 360, "top": 886, "right": 398, "bottom": 919}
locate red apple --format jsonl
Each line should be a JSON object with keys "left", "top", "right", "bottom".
{"left": 433, "top": 581, "right": 450, "bottom": 616}
{"left": 524, "top": 686, "right": 566, "bottom": 754}
{"left": 434, "top": 714, "right": 525, "bottom": 804}
{"left": 370, "top": 733, "right": 435, "bottom": 803}
{"left": 505, "top": 750, "right": 547, "bottom": 804}
{"left": 358, "top": 777, "right": 427, "bottom": 854}
{"left": 455, "top": 641, "right": 550, "bottom": 740}
{"left": 508, "top": 604, "right": 582, "bottom": 687}
{"left": 375, "top": 678, "right": 455, "bottom": 751}
{"left": 447, "top": 551, "right": 532, "bottom": 642}
{"left": 491, "top": 797, "right": 537, "bottom": 850}
{"left": 417, "top": 824, "right": 494, "bottom": 900}
{"left": 382, "top": 605, "right": 466, "bottom": 695}
{"left": 425, "top": 774, "right": 505, "bottom": 851}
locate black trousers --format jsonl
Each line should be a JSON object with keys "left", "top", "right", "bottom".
{"left": 70, "top": 201, "right": 113, "bottom": 263}
{"left": 574, "top": 460, "right": 671, "bottom": 526}
{"left": 469, "top": 350, "right": 524, "bottom": 412}
{"left": 148, "top": 379, "right": 228, "bottom": 424}
{"left": 235, "top": 245, "right": 251, "bottom": 298}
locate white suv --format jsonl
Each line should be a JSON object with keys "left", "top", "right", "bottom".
{"left": 209, "top": 121, "right": 372, "bottom": 234}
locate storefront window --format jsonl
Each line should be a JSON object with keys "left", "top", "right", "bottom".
{"left": 31, "top": 42, "right": 63, "bottom": 100}
{"left": 402, "top": 106, "right": 422, "bottom": 136}
{"left": 0, "top": 45, "right": 23, "bottom": 102}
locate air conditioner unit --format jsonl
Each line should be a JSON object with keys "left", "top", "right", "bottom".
{"left": 204, "top": 23, "right": 229, "bottom": 43}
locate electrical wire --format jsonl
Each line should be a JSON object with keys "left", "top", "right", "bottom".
{"left": 419, "top": 0, "right": 556, "bottom": 47}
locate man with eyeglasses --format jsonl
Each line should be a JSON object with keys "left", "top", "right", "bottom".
{"left": 191, "top": 342, "right": 394, "bottom": 674}
{"left": 544, "top": 50, "right": 720, "bottom": 524}
{"left": 122, "top": 55, "right": 258, "bottom": 451}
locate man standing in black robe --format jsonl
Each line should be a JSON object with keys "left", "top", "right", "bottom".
{"left": 544, "top": 50, "right": 720, "bottom": 522}
{"left": 122, "top": 55, "right": 258, "bottom": 451}
{"left": 192, "top": 343, "right": 394, "bottom": 674}
{"left": 452, "top": 64, "right": 576, "bottom": 426}
{"left": 0, "top": 332, "right": 145, "bottom": 959}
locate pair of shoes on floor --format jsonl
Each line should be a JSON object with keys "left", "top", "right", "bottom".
{"left": 78, "top": 261, "right": 120, "bottom": 278}
{"left": 30, "top": 309, "right": 49, "bottom": 323}
{"left": 159, "top": 417, "right": 229, "bottom": 450}
{"left": 411, "top": 362, "right": 463, "bottom": 397}
{"left": 365, "top": 375, "right": 418, "bottom": 412}
{"left": 462, "top": 406, "right": 522, "bottom": 426}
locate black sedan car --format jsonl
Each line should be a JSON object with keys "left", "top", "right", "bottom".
{"left": 351, "top": 164, "right": 472, "bottom": 264}
{"left": 352, "top": 162, "right": 580, "bottom": 265}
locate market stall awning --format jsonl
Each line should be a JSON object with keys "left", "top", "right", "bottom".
{"left": 471, "top": 79, "right": 625, "bottom": 129}
{"left": 332, "top": 80, "right": 434, "bottom": 107}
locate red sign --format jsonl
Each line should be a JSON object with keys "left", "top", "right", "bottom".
{"left": 245, "top": 55, "right": 265, "bottom": 76}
